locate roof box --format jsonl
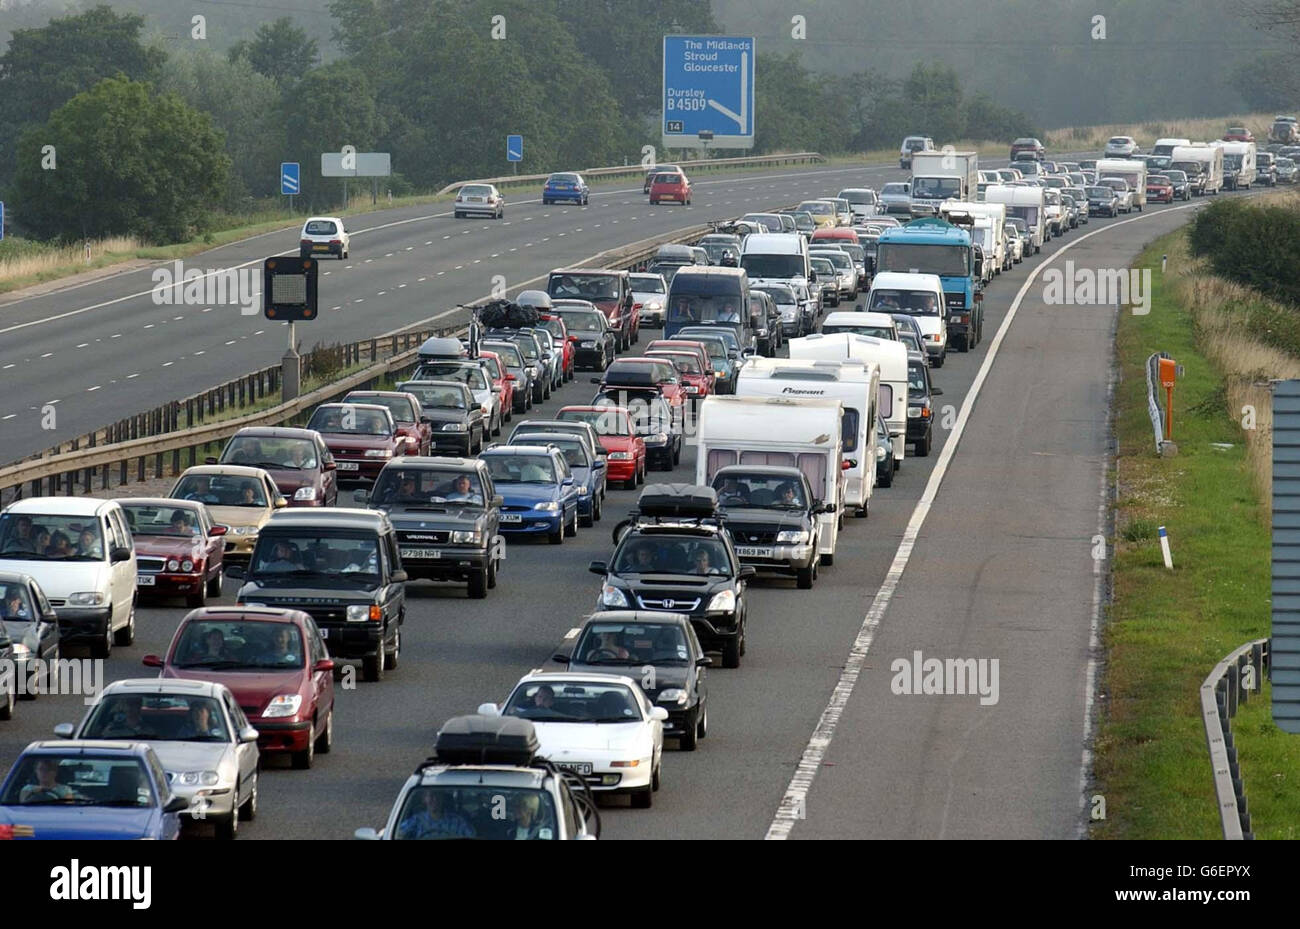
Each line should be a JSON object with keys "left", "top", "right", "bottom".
{"left": 432, "top": 714, "right": 539, "bottom": 766}
{"left": 637, "top": 483, "right": 718, "bottom": 518}
{"left": 418, "top": 336, "right": 468, "bottom": 361}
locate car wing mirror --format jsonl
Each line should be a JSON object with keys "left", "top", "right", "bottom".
{"left": 110, "top": 546, "right": 132, "bottom": 563}
{"left": 588, "top": 560, "right": 608, "bottom": 575}
{"left": 143, "top": 654, "right": 164, "bottom": 668}
{"left": 552, "top": 653, "right": 571, "bottom": 664}
{"left": 696, "top": 656, "right": 713, "bottom": 667}
{"left": 738, "top": 565, "right": 757, "bottom": 580}
{"left": 477, "top": 702, "right": 501, "bottom": 717}
{"left": 239, "top": 726, "right": 261, "bottom": 743}
{"left": 210, "top": 524, "right": 228, "bottom": 537}
{"left": 353, "top": 489, "right": 369, "bottom": 505}
{"left": 391, "top": 570, "right": 409, "bottom": 584}
{"left": 932, "top": 386, "right": 944, "bottom": 395}
{"left": 224, "top": 564, "right": 246, "bottom": 580}
{"left": 53, "top": 723, "right": 75, "bottom": 739}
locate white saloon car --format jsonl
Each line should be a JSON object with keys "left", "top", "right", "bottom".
{"left": 299, "top": 216, "right": 350, "bottom": 259}
{"left": 454, "top": 184, "right": 505, "bottom": 219}
{"left": 483, "top": 671, "right": 666, "bottom": 808}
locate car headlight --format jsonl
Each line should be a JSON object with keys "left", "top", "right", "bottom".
{"left": 9, "top": 643, "right": 31, "bottom": 659}
{"left": 645, "top": 301, "right": 662, "bottom": 312}
{"left": 173, "top": 770, "right": 222, "bottom": 787}
{"left": 658, "top": 688, "right": 688, "bottom": 705}
{"left": 261, "top": 694, "right": 303, "bottom": 719}
{"left": 533, "top": 501, "right": 559, "bottom": 511}
{"left": 450, "top": 530, "right": 481, "bottom": 544}
{"left": 181, "top": 559, "right": 195, "bottom": 572}
{"left": 576, "top": 486, "right": 589, "bottom": 495}
{"left": 776, "top": 530, "right": 808, "bottom": 544}
{"left": 601, "top": 585, "right": 630, "bottom": 608}
{"left": 526, "top": 366, "right": 538, "bottom": 378}
{"left": 442, "top": 422, "right": 467, "bottom": 432}
{"left": 66, "top": 591, "right": 105, "bottom": 606}
{"left": 609, "top": 451, "right": 632, "bottom": 460}
{"left": 707, "top": 590, "right": 736, "bottom": 612}
{"left": 364, "top": 448, "right": 393, "bottom": 457}
{"left": 231, "top": 526, "right": 257, "bottom": 536}
{"left": 715, "top": 369, "right": 727, "bottom": 377}
{"left": 294, "top": 486, "right": 318, "bottom": 502}
{"left": 347, "top": 604, "right": 379, "bottom": 621}
{"left": 167, "top": 559, "right": 180, "bottom": 571}
{"left": 908, "top": 406, "right": 923, "bottom": 419}
{"left": 653, "top": 433, "right": 669, "bottom": 443}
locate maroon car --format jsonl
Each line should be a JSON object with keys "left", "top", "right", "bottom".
{"left": 211, "top": 426, "right": 339, "bottom": 507}
{"left": 305, "top": 403, "right": 408, "bottom": 482}
{"left": 143, "top": 606, "right": 336, "bottom": 769}
{"left": 546, "top": 268, "right": 638, "bottom": 352}
{"left": 342, "top": 390, "right": 432, "bottom": 457}
{"left": 1145, "top": 175, "right": 1175, "bottom": 203}
{"left": 120, "top": 498, "right": 226, "bottom": 607}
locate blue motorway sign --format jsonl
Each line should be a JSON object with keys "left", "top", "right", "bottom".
{"left": 662, "top": 36, "right": 755, "bottom": 150}
{"left": 281, "top": 162, "right": 300, "bottom": 196}
{"left": 507, "top": 134, "right": 523, "bottom": 163}
{"left": 0, "top": 201, "right": 4, "bottom": 242}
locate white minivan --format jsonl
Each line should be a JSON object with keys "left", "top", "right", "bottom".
{"left": 0, "top": 498, "right": 137, "bottom": 657}
{"left": 864, "top": 272, "right": 948, "bottom": 368}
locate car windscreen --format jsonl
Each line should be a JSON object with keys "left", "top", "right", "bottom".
{"left": 392, "top": 786, "right": 558, "bottom": 840}
{"left": 797, "top": 201, "right": 832, "bottom": 214}
{"left": 877, "top": 243, "right": 970, "bottom": 276}
{"left": 648, "top": 352, "right": 702, "bottom": 374}
{"left": 908, "top": 363, "right": 929, "bottom": 395}
{"left": 347, "top": 395, "right": 415, "bottom": 423}
{"left": 372, "top": 467, "right": 485, "bottom": 507}
{"left": 170, "top": 619, "right": 305, "bottom": 670}
{"left": 552, "top": 310, "right": 603, "bottom": 332}
{"left": 400, "top": 383, "right": 469, "bottom": 410}
{"left": 505, "top": 681, "right": 642, "bottom": 723}
{"left": 881, "top": 184, "right": 908, "bottom": 196}
{"left": 558, "top": 407, "right": 629, "bottom": 435}
{"left": 173, "top": 473, "right": 268, "bottom": 507}
{"left": 754, "top": 285, "right": 796, "bottom": 304}
{"left": 222, "top": 436, "right": 317, "bottom": 470}
{"left": 304, "top": 220, "right": 337, "bottom": 235}
{"left": 483, "top": 455, "right": 556, "bottom": 484}
{"left": 250, "top": 532, "right": 379, "bottom": 581}
{"left": 613, "top": 535, "right": 731, "bottom": 577}
{"left": 740, "top": 254, "right": 805, "bottom": 278}
{"left": 546, "top": 440, "right": 590, "bottom": 468}
{"left": 415, "top": 363, "right": 490, "bottom": 389}
{"left": 121, "top": 504, "right": 203, "bottom": 538}
{"left": 668, "top": 295, "right": 745, "bottom": 325}
{"left": 629, "top": 276, "right": 666, "bottom": 294}
{"left": 307, "top": 406, "right": 393, "bottom": 436}
{"left": 0, "top": 513, "right": 104, "bottom": 561}
{"left": 574, "top": 621, "right": 689, "bottom": 665}
{"left": 1, "top": 755, "right": 156, "bottom": 807}
{"left": 870, "top": 289, "right": 941, "bottom": 315}
{"left": 81, "top": 693, "right": 230, "bottom": 743}
{"left": 549, "top": 274, "right": 619, "bottom": 301}
{"left": 460, "top": 185, "right": 492, "bottom": 197}
{"left": 822, "top": 323, "right": 894, "bottom": 339}
{"left": 679, "top": 328, "right": 739, "bottom": 352}
{"left": 713, "top": 473, "right": 809, "bottom": 509}
{"left": 911, "top": 177, "right": 962, "bottom": 200}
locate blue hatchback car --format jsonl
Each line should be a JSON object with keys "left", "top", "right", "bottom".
{"left": 542, "top": 172, "right": 589, "bottom": 206}
{"left": 480, "top": 446, "right": 581, "bottom": 544}
{"left": 0, "top": 741, "right": 187, "bottom": 839}
{"left": 512, "top": 432, "right": 607, "bottom": 527}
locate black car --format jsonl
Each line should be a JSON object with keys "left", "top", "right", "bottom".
{"left": 593, "top": 389, "right": 681, "bottom": 471}
{"left": 394, "top": 380, "right": 484, "bottom": 457}
{"left": 875, "top": 411, "right": 896, "bottom": 489}
{"left": 230, "top": 509, "right": 406, "bottom": 682}
{"left": 1087, "top": 185, "right": 1121, "bottom": 217}
{"left": 710, "top": 466, "right": 822, "bottom": 589}
{"left": 906, "top": 351, "right": 943, "bottom": 457}
{"left": 594, "top": 485, "right": 755, "bottom": 668}
{"left": 488, "top": 329, "right": 550, "bottom": 403}
{"left": 476, "top": 342, "right": 536, "bottom": 414}
{"left": 360, "top": 458, "right": 503, "bottom": 599}
{"left": 0, "top": 572, "right": 60, "bottom": 703}
{"left": 747, "top": 291, "right": 782, "bottom": 356}
{"left": 551, "top": 302, "right": 616, "bottom": 372}
{"left": 555, "top": 610, "right": 710, "bottom": 749}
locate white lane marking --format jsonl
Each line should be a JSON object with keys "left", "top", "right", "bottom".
{"left": 194, "top": 350, "right": 205, "bottom": 356}
{"left": 2, "top": 364, "right": 13, "bottom": 370}
{"left": 331, "top": 306, "right": 342, "bottom": 311}
{"left": 111, "top": 333, "right": 122, "bottom": 338}
{"left": 40, "top": 352, "right": 53, "bottom": 358}
{"left": 86, "top": 385, "right": 101, "bottom": 392}
{"left": 398, "top": 283, "right": 407, "bottom": 288}
{"left": 76, "top": 343, "right": 88, "bottom": 348}
{"left": 425, "top": 241, "right": 433, "bottom": 246}
{"left": 162, "top": 361, "right": 174, "bottom": 367}
{"left": 225, "top": 340, "right": 235, "bottom": 346}
{"left": 1, "top": 414, "right": 14, "bottom": 420}
{"left": 765, "top": 203, "right": 1200, "bottom": 840}
{"left": 563, "top": 627, "right": 582, "bottom": 640}
{"left": 377, "top": 291, "right": 387, "bottom": 296}
{"left": 127, "top": 373, "right": 139, "bottom": 378}
{"left": 385, "top": 252, "right": 394, "bottom": 257}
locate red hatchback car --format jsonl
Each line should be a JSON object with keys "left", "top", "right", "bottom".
{"left": 342, "top": 391, "right": 432, "bottom": 457}
{"left": 557, "top": 405, "right": 647, "bottom": 489}
{"left": 645, "top": 350, "right": 712, "bottom": 402}
{"left": 144, "top": 606, "right": 336, "bottom": 769}
{"left": 305, "top": 403, "right": 409, "bottom": 482}
{"left": 1145, "top": 175, "right": 1175, "bottom": 203}
{"left": 211, "top": 427, "right": 339, "bottom": 507}
{"left": 1223, "top": 127, "right": 1255, "bottom": 142}
{"left": 537, "top": 314, "right": 575, "bottom": 382}
{"left": 649, "top": 171, "right": 693, "bottom": 205}
{"left": 119, "top": 498, "right": 226, "bottom": 607}
{"left": 473, "top": 351, "right": 515, "bottom": 426}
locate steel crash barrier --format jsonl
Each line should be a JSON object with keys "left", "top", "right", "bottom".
{"left": 1200, "top": 638, "right": 1269, "bottom": 839}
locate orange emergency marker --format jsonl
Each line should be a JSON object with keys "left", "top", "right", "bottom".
{"left": 1159, "top": 357, "right": 1177, "bottom": 440}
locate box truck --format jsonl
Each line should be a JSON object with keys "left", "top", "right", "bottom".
{"left": 909, "top": 151, "right": 979, "bottom": 217}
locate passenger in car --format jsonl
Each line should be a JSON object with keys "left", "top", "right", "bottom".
{"left": 46, "top": 531, "right": 74, "bottom": 559}
{"left": 76, "top": 528, "right": 102, "bottom": 559}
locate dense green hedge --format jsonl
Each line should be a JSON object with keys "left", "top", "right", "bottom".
{"left": 1188, "top": 199, "right": 1300, "bottom": 307}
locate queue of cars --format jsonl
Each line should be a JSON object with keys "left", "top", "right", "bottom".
{"left": 0, "top": 138, "right": 1238, "bottom": 839}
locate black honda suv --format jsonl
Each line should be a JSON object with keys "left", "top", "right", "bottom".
{"left": 591, "top": 485, "right": 754, "bottom": 668}
{"left": 710, "top": 465, "right": 821, "bottom": 589}
{"left": 358, "top": 457, "right": 503, "bottom": 599}
{"left": 230, "top": 508, "right": 406, "bottom": 682}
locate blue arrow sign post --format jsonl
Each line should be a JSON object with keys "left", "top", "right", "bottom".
{"left": 0, "top": 201, "right": 5, "bottom": 242}
{"left": 662, "top": 36, "right": 755, "bottom": 151}
{"left": 281, "top": 162, "right": 300, "bottom": 210}
{"left": 506, "top": 135, "right": 522, "bottom": 174}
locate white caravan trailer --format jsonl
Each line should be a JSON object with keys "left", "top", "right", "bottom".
{"left": 1095, "top": 158, "right": 1148, "bottom": 211}
{"left": 984, "top": 185, "right": 1046, "bottom": 253}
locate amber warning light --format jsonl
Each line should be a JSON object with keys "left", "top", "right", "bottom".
{"left": 263, "top": 255, "right": 318, "bottom": 321}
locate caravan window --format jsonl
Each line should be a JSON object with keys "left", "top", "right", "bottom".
{"left": 705, "top": 449, "right": 738, "bottom": 481}
{"left": 878, "top": 384, "right": 894, "bottom": 417}
{"left": 840, "top": 409, "right": 860, "bottom": 453}
{"left": 1006, "top": 205, "right": 1039, "bottom": 227}
{"left": 736, "top": 451, "right": 828, "bottom": 497}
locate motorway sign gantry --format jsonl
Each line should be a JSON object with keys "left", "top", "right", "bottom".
{"left": 662, "top": 35, "right": 755, "bottom": 151}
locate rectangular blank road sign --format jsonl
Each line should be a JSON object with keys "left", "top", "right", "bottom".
{"left": 320, "top": 152, "right": 392, "bottom": 177}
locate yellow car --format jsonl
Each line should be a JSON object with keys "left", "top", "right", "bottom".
{"left": 797, "top": 199, "right": 839, "bottom": 228}
{"left": 168, "top": 465, "right": 287, "bottom": 567}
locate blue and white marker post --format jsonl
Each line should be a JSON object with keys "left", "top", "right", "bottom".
{"left": 1158, "top": 525, "right": 1173, "bottom": 569}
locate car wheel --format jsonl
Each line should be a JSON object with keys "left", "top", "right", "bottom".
{"left": 315, "top": 707, "right": 334, "bottom": 754}
{"left": 206, "top": 568, "right": 223, "bottom": 599}
{"left": 856, "top": 504, "right": 868, "bottom": 518}
{"left": 672, "top": 439, "right": 681, "bottom": 466}
{"left": 186, "top": 580, "right": 207, "bottom": 609}
{"left": 215, "top": 804, "right": 239, "bottom": 840}
{"left": 385, "top": 628, "right": 400, "bottom": 671}
{"left": 822, "top": 550, "right": 835, "bottom": 567}
{"left": 238, "top": 771, "right": 258, "bottom": 821}
{"left": 454, "top": 211, "right": 463, "bottom": 219}
{"left": 292, "top": 725, "right": 316, "bottom": 768}
{"left": 114, "top": 599, "right": 136, "bottom": 646}
{"left": 631, "top": 782, "right": 653, "bottom": 809}
{"left": 624, "top": 473, "right": 637, "bottom": 491}
{"left": 580, "top": 506, "right": 594, "bottom": 528}
{"left": 933, "top": 352, "right": 945, "bottom": 369}
{"left": 915, "top": 429, "right": 932, "bottom": 457}
{"left": 565, "top": 511, "right": 578, "bottom": 537}
{"left": 593, "top": 494, "right": 602, "bottom": 522}
{"left": 469, "top": 567, "right": 489, "bottom": 598}
{"left": 797, "top": 562, "right": 815, "bottom": 589}
{"left": 548, "top": 521, "right": 564, "bottom": 545}
{"left": 491, "top": 414, "right": 501, "bottom": 437}
{"left": 652, "top": 760, "right": 662, "bottom": 790}
{"left": 722, "top": 631, "right": 742, "bottom": 669}
{"left": 487, "top": 557, "right": 498, "bottom": 589}
{"left": 363, "top": 642, "right": 385, "bottom": 683}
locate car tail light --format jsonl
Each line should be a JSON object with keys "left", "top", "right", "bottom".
{"left": 330, "top": 239, "right": 342, "bottom": 246}
{"left": 0, "top": 825, "right": 13, "bottom": 840}
{"left": 300, "top": 239, "right": 311, "bottom": 246}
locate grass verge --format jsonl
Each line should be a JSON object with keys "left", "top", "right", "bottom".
{"left": 1096, "top": 230, "right": 1300, "bottom": 838}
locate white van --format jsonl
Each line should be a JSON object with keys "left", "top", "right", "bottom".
{"left": 984, "top": 185, "right": 1046, "bottom": 252}
{"left": 862, "top": 271, "right": 947, "bottom": 367}
{"left": 1095, "top": 158, "right": 1148, "bottom": 211}
{"left": 1152, "top": 138, "right": 1191, "bottom": 157}
{"left": 696, "top": 395, "right": 846, "bottom": 564}
{"left": 738, "top": 233, "right": 816, "bottom": 322}
{"left": 939, "top": 201, "right": 1008, "bottom": 272}
{"left": 736, "top": 358, "right": 880, "bottom": 517}
{"left": 788, "top": 332, "right": 909, "bottom": 470}
{"left": 0, "top": 497, "right": 137, "bottom": 658}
